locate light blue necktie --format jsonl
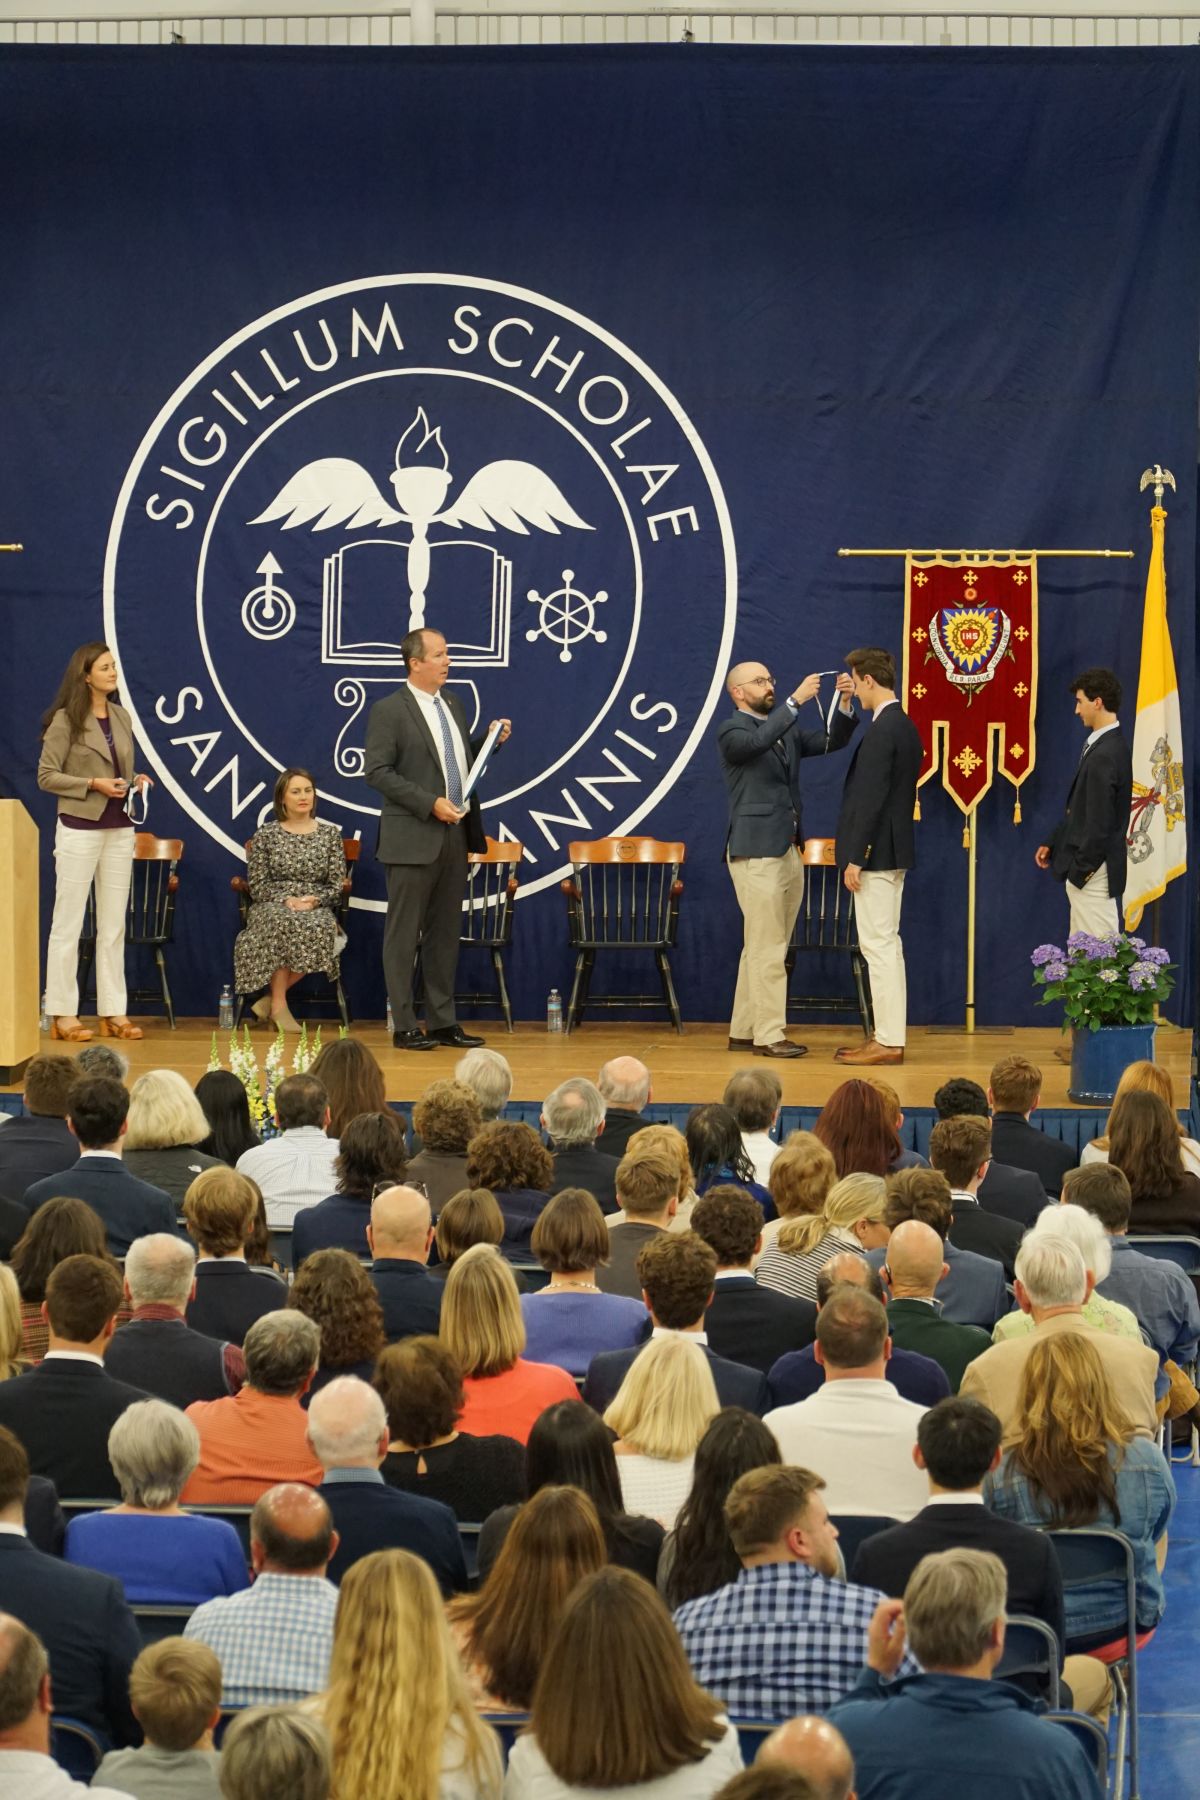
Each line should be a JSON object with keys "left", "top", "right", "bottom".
{"left": 433, "top": 697, "right": 465, "bottom": 808}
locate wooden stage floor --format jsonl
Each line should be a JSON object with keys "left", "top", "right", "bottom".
{"left": 11, "top": 1019, "right": 1193, "bottom": 1110}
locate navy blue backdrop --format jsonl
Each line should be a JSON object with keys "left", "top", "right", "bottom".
{"left": 1, "top": 45, "right": 1196, "bottom": 1027}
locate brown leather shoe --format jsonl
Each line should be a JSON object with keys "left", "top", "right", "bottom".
{"left": 728, "top": 1037, "right": 754, "bottom": 1052}
{"left": 834, "top": 1038, "right": 904, "bottom": 1066}
{"left": 754, "top": 1040, "right": 808, "bottom": 1059}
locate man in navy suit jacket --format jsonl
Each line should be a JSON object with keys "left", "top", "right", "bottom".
{"left": 0, "top": 1053, "right": 79, "bottom": 1205}
{"left": 308, "top": 1377, "right": 467, "bottom": 1595}
{"left": 366, "top": 1186, "right": 444, "bottom": 1341}
{"left": 23, "top": 1076, "right": 176, "bottom": 1256}
{"left": 0, "top": 1426, "right": 140, "bottom": 1745}
{"left": 691, "top": 1186, "right": 816, "bottom": 1375}
{"left": 833, "top": 648, "right": 924, "bottom": 1069}
{"left": 718, "top": 658, "right": 857, "bottom": 1059}
{"left": 879, "top": 1166, "right": 1010, "bottom": 1331}
{"left": 766, "top": 1253, "right": 950, "bottom": 1409}
{"left": 582, "top": 1231, "right": 768, "bottom": 1416}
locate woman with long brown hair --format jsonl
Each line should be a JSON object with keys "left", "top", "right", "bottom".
{"left": 10, "top": 1195, "right": 125, "bottom": 1358}
{"left": 37, "top": 640, "right": 151, "bottom": 1042}
{"left": 984, "top": 1331, "right": 1175, "bottom": 1650}
{"left": 1081, "top": 1060, "right": 1200, "bottom": 1176}
{"left": 308, "top": 1037, "right": 388, "bottom": 1139}
{"left": 813, "top": 1080, "right": 902, "bottom": 1178}
{"left": 447, "top": 1485, "right": 606, "bottom": 1713}
{"left": 506, "top": 1566, "right": 741, "bottom": 1796}
{"left": 1106, "top": 1088, "right": 1200, "bottom": 1235}
{"left": 754, "top": 1172, "right": 889, "bottom": 1301}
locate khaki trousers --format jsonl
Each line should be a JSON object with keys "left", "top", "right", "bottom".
{"left": 728, "top": 849, "right": 805, "bottom": 1047}
{"left": 1066, "top": 865, "right": 1119, "bottom": 939}
{"left": 853, "top": 869, "right": 908, "bottom": 1048}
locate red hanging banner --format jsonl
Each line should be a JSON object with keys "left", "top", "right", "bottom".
{"left": 902, "top": 556, "right": 1038, "bottom": 822}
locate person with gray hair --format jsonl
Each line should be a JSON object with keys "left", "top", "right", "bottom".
{"left": 960, "top": 1233, "right": 1159, "bottom": 1440}
{"left": 307, "top": 1375, "right": 466, "bottom": 1595}
{"left": 454, "top": 1047, "right": 512, "bottom": 1121}
{"left": 75, "top": 1041, "right": 130, "bottom": 1084}
{"left": 596, "top": 1056, "right": 653, "bottom": 1159}
{"left": 989, "top": 1203, "right": 1142, "bottom": 1350}
{"left": 826, "top": 1550, "right": 1102, "bottom": 1800}
{"left": 0, "top": 1612, "right": 131, "bottom": 1798}
{"left": 541, "top": 1076, "right": 619, "bottom": 1212}
{"left": 218, "top": 1705, "right": 331, "bottom": 1800}
{"left": 106, "top": 1233, "right": 247, "bottom": 1409}
{"left": 63, "top": 1399, "right": 250, "bottom": 1606}
{"left": 181, "top": 1312, "right": 324, "bottom": 1505}
{"left": 723, "top": 1066, "right": 783, "bottom": 1186}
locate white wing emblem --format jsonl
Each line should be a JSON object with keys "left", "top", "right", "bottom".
{"left": 250, "top": 458, "right": 404, "bottom": 532}
{"left": 439, "top": 460, "right": 592, "bottom": 536}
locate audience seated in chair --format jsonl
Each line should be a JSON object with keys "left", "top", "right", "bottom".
{"left": 184, "top": 1485, "right": 340, "bottom": 1708}
{"left": 927, "top": 1118, "right": 1024, "bottom": 1281}
{"left": 660, "top": 1407, "right": 781, "bottom": 1609}
{"left": 764, "top": 1286, "right": 929, "bottom": 1521}
{"left": 440, "top": 1244, "right": 579, "bottom": 1444}
{"left": 428, "top": 1188, "right": 530, "bottom": 1292}
{"left": 120, "top": 1070, "right": 224, "bottom": 1208}
{"left": 603, "top": 1332, "right": 721, "bottom": 1529}
{"left": 463, "top": 1122, "right": 554, "bottom": 1261}
{"left": 598, "top": 1144, "right": 681, "bottom": 1298}
{"left": 993, "top": 1203, "right": 1141, "bottom": 1347}
{"left": 1106, "top": 1086, "right": 1200, "bottom": 1238}
{"left": 933, "top": 1077, "right": 1049, "bottom": 1226}
{"left": 767, "top": 1257, "right": 949, "bottom": 1411}
{"left": 66, "top": 1399, "right": 249, "bottom": 1606}
{"left": 880, "top": 1220, "right": 991, "bottom": 1393}
{"left": 0, "top": 1054, "right": 78, "bottom": 1217}
{"left": 9, "top": 1196, "right": 128, "bottom": 1363}
{"left": 1080, "top": 1058, "right": 1200, "bottom": 1177}
{"left": 453, "top": 1047, "right": 513, "bottom": 1123}
{"left": 307, "top": 1375, "right": 466, "bottom": 1594}
{"left": 872, "top": 1169, "right": 1009, "bottom": 1331}
{"left": 291, "top": 1109, "right": 407, "bottom": 1265}
{"left": 759, "top": 1131, "right": 837, "bottom": 1262}
{"left": 182, "top": 1311, "right": 323, "bottom": 1505}
{"left": 94, "top": 1637, "right": 224, "bottom": 1800}
{"left": 307, "top": 1037, "right": 386, "bottom": 1141}
{"left": 746, "top": 1716, "right": 857, "bottom": 1800}
{"left": 216, "top": 1703, "right": 331, "bottom": 1800}
{"left": 812, "top": 1082, "right": 910, "bottom": 1181}
{"left": 724, "top": 1067, "right": 784, "bottom": 1188}
{"left": 521, "top": 1187, "right": 650, "bottom": 1375}
{"left": 182, "top": 1170, "right": 286, "bottom": 1347}
{"left": 366, "top": 1184, "right": 444, "bottom": 1339}
{"left": 476, "top": 1399, "right": 664, "bottom": 1585}
{"left": 686, "top": 1103, "right": 774, "bottom": 1217}
{"left": 405, "top": 1080, "right": 481, "bottom": 1211}
{"left": 864, "top": 1081, "right": 928, "bottom": 1173}
{"left": 0, "top": 1270, "right": 28, "bottom": 1391}
{"left": 615, "top": 1124, "right": 700, "bottom": 1236}
{"left": 106, "top": 1233, "right": 245, "bottom": 1407}
{"left": 542, "top": 1078, "right": 620, "bottom": 1214}
{"left": 595, "top": 1056, "right": 653, "bottom": 1159}
{"left": 755, "top": 1173, "right": 888, "bottom": 1304}
{"left": 0, "top": 1612, "right": 132, "bottom": 1799}
{"left": 826, "top": 1550, "right": 1103, "bottom": 1800}
{"left": 193, "top": 1068, "right": 261, "bottom": 1170}
{"left": 235, "top": 1075, "right": 340, "bottom": 1230}
{"left": 584, "top": 1230, "right": 768, "bottom": 1418}
{"left": 286, "top": 1249, "right": 385, "bottom": 1399}
{"left": 376, "top": 1334, "right": 524, "bottom": 1524}
{"left": 674, "top": 1464, "right": 917, "bottom": 1723}
{"left": 987, "top": 1056, "right": 1077, "bottom": 1199}
{"left": 692, "top": 1186, "right": 816, "bottom": 1375}
{"left": 24, "top": 1077, "right": 176, "bottom": 1257}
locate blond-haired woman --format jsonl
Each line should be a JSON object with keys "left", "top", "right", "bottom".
{"left": 755, "top": 1171, "right": 889, "bottom": 1302}
{"left": 440, "top": 1244, "right": 578, "bottom": 1444}
{"left": 121, "top": 1069, "right": 224, "bottom": 1205}
{"left": 0, "top": 1267, "right": 29, "bottom": 1383}
{"left": 1082, "top": 1059, "right": 1200, "bottom": 1177}
{"left": 757, "top": 1129, "right": 837, "bottom": 1261}
{"left": 604, "top": 1334, "right": 720, "bottom": 1528}
{"left": 312, "top": 1548, "right": 501, "bottom": 1799}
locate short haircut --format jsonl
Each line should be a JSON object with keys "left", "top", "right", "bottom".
{"left": 465, "top": 1120, "right": 554, "bottom": 1194}
{"left": 124, "top": 1069, "right": 211, "bottom": 1153}
{"left": 411, "top": 1079, "right": 481, "bottom": 1155}
{"left": 815, "top": 1287, "right": 888, "bottom": 1369}
{"left": 1070, "top": 666, "right": 1121, "bottom": 712}
{"left": 928, "top": 1116, "right": 991, "bottom": 1189}
{"left": 917, "top": 1396, "right": 1002, "bottom": 1490}
{"left": 109, "top": 1399, "right": 200, "bottom": 1508}
{"left": 0, "top": 1617, "right": 47, "bottom": 1733}
{"left": 218, "top": 1704, "right": 331, "bottom": 1800}
{"left": 306, "top": 1376, "right": 387, "bottom": 1467}
{"left": 74, "top": 1043, "right": 129, "bottom": 1083}
{"left": 845, "top": 646, "right": 896, "bottom": 688}
{"left": 374, "top": 1336, "right": 463, "bottom": 1446}
{"left": 66, "top": 1075, "right": 128, "bottom": 1148}
{"left": 184, "top": 1166, "right": 257, "bottom": 1256}
{"left": 722, "top": 1067, "right": 781, "bottom": 1133}
{"left": 542, "top": 1077, "right": 605, "bottom": 1147}
{"left": 333, "top": 1109, "right": 407, "bottom": 1199}
{"left": 44, "top": 1254, "right": 123, "bottom": 1342}
{"left": 275, "top": 1073, "right": 328, "bottom": 1132}
{"left": 250, "top": 1489, "right": 335, "bottom": 1572}
{"left": 1063, "top": 1162, "right": 1133, "bottom": 1232}
{"left": 884, "top": 1165, "right": 954, "bottom": 1238}
{"left": 1014, "top": 1234, "right": 1088, "bottom": 1308}
{"left": 989, "top": 1055, "right": 1042, "bottom": 1113}
{"left": 903, "top": 1548, "right": 1007, "bottom": 1670}
{"left": 242, "top": 1310, "right": 321, "bottom": 1395}
{"left": 691, "top": 1185, "right": 764, "bottom": 1266}
{"left": 401, "top": 626, "right": 434, "bottom": 669}
{"left": 635, "top": 1231, "right": 717, "bottom": 1328}
{"left": 454, "top": 1048, "right": 512, "bottom": 1119}
{"left": 0, "top": 1427, "right": 29, "bottom": 1512}
{"left": 531, "top": 1187, "right": 610, "bottom": 1274}
{"left": 769, "top": 1131, "right": 837, "bottom": 1221}
{"left": 933, "top": 1077, "right": 990, "bottom": 1120}
{"left": 272, "top": 766, "right": 318, "bottom": 823}
{"left": 22, "top": 1055, "right": 77, "bottom": 1118}
{"left": 716, "top": 1772, "right": 831, "bottom": 1800}
{"left": 615, "top": 1145, "right": 679, "bottom": 1216}
{"left": 434, "top": 1188, "right": 504, "bottom": 1263}
{"left": 124, "top": 1234, "right": 196, "bottom": 1308}
{"left": 1032, "top": 1200, "right": 1111, "bottom": 1281}
{"left": 130, "top": 1637, "right": 221, "bottom": 1752}
{"left": 815, "top": 1262, "right": 885, "bottom": 1308}
{"left": 440, "top": 1243, "right": 525, "bottom": 1377}
{"left": 597, "top": 1057, "right": 651, "bottom": 1112}
{"left": 725, "top": 1465, "right": 826, "bottom": 1559}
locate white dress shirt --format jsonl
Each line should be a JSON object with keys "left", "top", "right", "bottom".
{"left": 0, "top": 1753, "right": 126, "bottom": 1799}
{"left": 407, "top": 681, "right": 470, "bottom": 795}
{"left": 764, "top": 1377, "right": 929, "bottom": 1521}
{"left": 740, "top": 1129, "right": 779, "bottom": 1187}
{"left": 236, "top": 1127, "right": 342, "bottom": 1227}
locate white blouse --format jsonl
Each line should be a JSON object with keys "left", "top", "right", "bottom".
{"left": 615, "top": 1453, "right": 696, "bottom": 1530}
{"left": 503, "top": 1720, "right": 742, "bottom": 1799}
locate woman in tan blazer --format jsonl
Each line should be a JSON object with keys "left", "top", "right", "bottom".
{"left": 37, "top": 641, "right": 151, "bottom": 1041}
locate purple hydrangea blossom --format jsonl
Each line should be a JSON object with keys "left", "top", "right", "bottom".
{"left": 1127, "top": 937, "right": 1146, "bottom": 952}
{"left": 1043, "top": 961, "right": 1070, "bottom": 981}
{"left": 1141, "top": 946, "right": 1171, "bottom": 966}
{"left": 1128, "top": 969, "right": 1155, "bottom": 991}
{"left": 1066, "top": 932, "right": 1092, "bottom": 951}
{"left": 1031, "top": 944, "right": 1065, "bottom": 967}
{"left": 1097, "top": 968, "right": 1119, "bottom": 983}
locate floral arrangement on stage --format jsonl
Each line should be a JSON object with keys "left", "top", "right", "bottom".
{"left": 1031, "top": 932, "right": 1175, "bottom": 1031}
{"left": 207, "top": 1023, "right": 323, "bottom": 1138}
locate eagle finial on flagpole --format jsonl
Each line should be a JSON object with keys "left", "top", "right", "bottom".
{"left": 1139, "top": 464, "right": 1176, "bottom": 506}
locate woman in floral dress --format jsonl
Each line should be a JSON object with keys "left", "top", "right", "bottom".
{"left": 234, "top": 767, "right": 347, "bottom": 1031}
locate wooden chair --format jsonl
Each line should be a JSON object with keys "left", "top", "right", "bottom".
{"left": 455, "top": 839, "right": 523, "bottom": 1032}
{"left": 785, "top": 837, "right": 873, "bottom": 1039}
{"left": 77, "top": 834, "right": 183, "bottom": 1027}
{"left": 231, "top": 838, "right": 359, "bottom": 1030}
{"left": 561, "top": 837, "right": 685, "bottom": 1034}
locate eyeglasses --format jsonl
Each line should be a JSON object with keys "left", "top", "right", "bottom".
{"left": 371, "top": 1178, "right": 428, "bottom": 1202}
{"left": 741, "top": 675, "right": 774, "bottom": 689}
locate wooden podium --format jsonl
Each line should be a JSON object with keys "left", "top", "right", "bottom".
{"left": 0, "top": 801, "right": 39, "bottom": 1081}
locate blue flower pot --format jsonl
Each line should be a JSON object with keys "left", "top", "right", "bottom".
{"left": 1068, "top": 1023, "right": 1157, "bottom": 1105}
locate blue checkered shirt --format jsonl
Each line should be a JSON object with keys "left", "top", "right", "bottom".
{"left": 673, "top": 1562, "right": 918, "bottom": 1723}
{"left": 183, "top": 1572, "right": 339, "bottom": 1706}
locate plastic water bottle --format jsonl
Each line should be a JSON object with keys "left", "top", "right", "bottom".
{"left": 39, "top": 994, "right": 50, "bottom": 1034}
{"left": 386, "top": 998, "right": 395, "bottom": 1037}
{"left": 218, "top": 985, "right": 234, "bottom": 1032}
{"left": 547, "top": 988, "right": 563, "bottom": 1034}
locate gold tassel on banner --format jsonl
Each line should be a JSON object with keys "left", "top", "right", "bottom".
{"left": 1013, "top": 799, "right": 1022, "bottom": 824}
{"left": 914, "top": 798, "right": 921, "bottom": 821}
{"left": 962, "top": 822, "right": 971, "bottom": 849}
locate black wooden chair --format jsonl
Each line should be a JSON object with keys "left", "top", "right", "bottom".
{"left": 456, "top": 838, "right": 522, "bottom": 1032}
{"left": 785, "top": 837, "right": 873, "bottom": 1039}
{"left": 77, "top": 834, "right": 183, "bottom": 1027}
{"left": 231, "top": 838, "right": 359, "bottom": 1030}
{"left": 560, "top": 837, "right": 685, "bottom": 1034}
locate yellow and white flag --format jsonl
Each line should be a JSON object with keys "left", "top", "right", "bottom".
{"left": 1124, "top": 504, "right": 1187, "bottom": 928}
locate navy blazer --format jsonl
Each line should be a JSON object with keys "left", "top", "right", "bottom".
{"left": 989, "top": 1114, "right": 1077, "bottom": 1199}
{"left": 1048, "top": 725, "right": 1134, "bottom": 898}
{"left": 948, "top": 1195, "right": 1024, "bottom": 1282}
{"left": 0, "top": 1112, "right": 79, "bottom": 1202}
{"left": 319, "top": 1475, "right": 468, "bottom": 1594}
{"left": 292, "top": 1193, "right": 373, "bottom": 1264}
{"left": 767, "top": 1342, "right": 950, "bottom": 1410}
{"left": 186, "top": 1259, "right": 287, "bottom": 1347}
{"left": 24, "top": 1157, "right": 177, "bottom": 1257}
{"left": 978, "top": 1158, "right": 1049, "bottom": 1229}
{"left": 718, "top": 699, "right": 857, "bottom": 858}
{"left": 0, "top": 1534, "right": 140, "bottom": 1744}
{"left": 703, "top": 1275, "right": 817, "bottom": 1376}
{"left": 595, "top": 1109, "right": 651, "bottom": 1160}
{"left": 363, "top": 684, "right": 487, "bottom": 864}
{"left": 582, "top": 1339, "right": 768, "bottom": 1417}
{"left": 0, "top": 1359, "right": 150, "bottom": 1499}
{"left": 370, "top": 1257, "right": 444, "bottom": 1341}
{"left": 25, "top": 1474, "right": 65, "bottom": 1557}
{"left": 835, "top": 701, "right": 925, "bottom": 872}
{"left": 550, "top": 1144, "right": 620, "bottom": 1215}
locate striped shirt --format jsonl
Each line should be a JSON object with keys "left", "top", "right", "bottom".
{"left": 755, "top": 1227, "right": 863, "bottom": 1301}
{"left": 184, "top": 1572, "right": 338, "bottom": 1705}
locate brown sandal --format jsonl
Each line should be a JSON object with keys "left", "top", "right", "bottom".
{"left": 100, "top": 1017, "right": 144, "bottom": 1040}
{"left": 50, "top": 1019, "right": 93, "bottom": 1042}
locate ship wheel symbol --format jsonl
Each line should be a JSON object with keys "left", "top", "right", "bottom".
{"left": 525, "top": 570, "right": 608, "bottom": 664}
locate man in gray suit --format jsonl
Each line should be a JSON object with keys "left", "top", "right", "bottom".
{"left": 364, "top": 628, "right": 510, "bottom": 1051}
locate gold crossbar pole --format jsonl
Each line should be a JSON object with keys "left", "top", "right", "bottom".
{"left": 0, "top": 544, "right": 24, "bottom": 553}
{"left": 837, "top": 547, "right": 1132, "bottom": 559}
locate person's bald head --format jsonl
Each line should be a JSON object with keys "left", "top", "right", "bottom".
{"left": 814, "top": 1253, "right": 880, "bottom": 1310}
{"left": 250, "top": 1484, "right": 336, "bottom": 1576}
{"left": 0, "top": 1615, "right": 50, "bottom": 1745}
{"left": 597, "top": 1056, "right": 652, "bottom": 1112}
{"left": 369, "top": 1185, "right": 433, "bottom": 1261}
{"left": 727, "top": 659, "right": 770, "bottom": 699}
{"left": 884, "top": 1218, "right": 947, "bottom": 1300}
{"left": 758, "top": 1716, "right": 856, "bottom": 1800}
